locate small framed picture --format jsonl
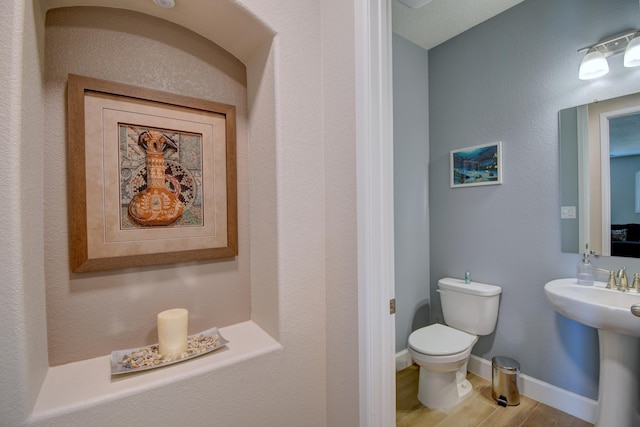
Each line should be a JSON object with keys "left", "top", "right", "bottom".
{"left": 450, "top": 141, "right": 502, "bottom": 188}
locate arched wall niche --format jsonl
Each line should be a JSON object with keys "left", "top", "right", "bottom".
{"left": 41, "top": 0, "right": 280, "bottom": 365}
{"left": 5, "top": 0, "right": 359, "bottom": 424}
{"left": 39, "top": 0, "right": 275, "bottom": 64}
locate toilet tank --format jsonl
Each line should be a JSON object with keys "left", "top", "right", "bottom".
{"left": 438, "top": 277, "right": 502, "bottom": 336}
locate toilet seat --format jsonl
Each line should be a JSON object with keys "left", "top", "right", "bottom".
{"left": 408, "top": 323, "right": 476, "bottom": 356}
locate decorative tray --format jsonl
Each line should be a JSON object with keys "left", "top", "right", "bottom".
{"left": 110, "top": 327, "right": 229, "bottom": 375}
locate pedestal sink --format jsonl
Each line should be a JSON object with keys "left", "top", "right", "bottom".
{"left": 544, "top": 279, "right": 640, "bottom": 427}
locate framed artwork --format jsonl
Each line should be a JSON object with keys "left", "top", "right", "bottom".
{"left": 67, "top": 74, "right": 237, "bottom": 272}
{"left": 450, "top": 141, "right": 502, "bottom": 188}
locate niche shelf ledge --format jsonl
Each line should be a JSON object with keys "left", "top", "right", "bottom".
{"left": 28, "top": 321, "right": 281, "bottom": 423}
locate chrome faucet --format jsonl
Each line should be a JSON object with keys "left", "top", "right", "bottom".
{"left": 618, "top": 268, "right": 628, "bottom": 292}
{"left": 594, "top": 267, "right": 630, "bottom": 291}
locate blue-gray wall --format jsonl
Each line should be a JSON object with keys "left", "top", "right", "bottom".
{"left": 428, "top": 0, "right": 640, "bottom": 400}
{"left": 393, "top": 33, "right": 430, "bottom": 353}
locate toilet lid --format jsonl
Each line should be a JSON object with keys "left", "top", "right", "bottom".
{"left": 408, "top": 323, "right": 476, "bottom": 356}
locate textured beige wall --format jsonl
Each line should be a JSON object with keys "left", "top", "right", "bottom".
{"left": 0, "top": 2, "right": 49, "bottom": 424}
{"left": 44, "top": 7, "right": 250, "bottom": 365}
{"left": 321, "top": 0, "right": 359, "bottom": 425}
{"left": 2, "top": 0, "right": 359, "bottom": 425}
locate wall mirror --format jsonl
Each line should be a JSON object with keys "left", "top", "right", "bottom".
{"left": 560, "top": 91, "right": 640, "bottom": 258}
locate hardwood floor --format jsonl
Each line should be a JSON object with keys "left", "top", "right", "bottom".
{"left": 396, "top": 365, "right": 594, "bottom": 427}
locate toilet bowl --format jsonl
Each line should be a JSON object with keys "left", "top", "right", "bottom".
{"left": 408, "top": 278, "right": 501, "bottom": 410}
{"left": 408, "top": 323, "right": 478, "bottom": 409}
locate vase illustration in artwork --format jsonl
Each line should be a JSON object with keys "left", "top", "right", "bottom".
{"left": 128, "top": 130, "right": 184, "bottom": 226}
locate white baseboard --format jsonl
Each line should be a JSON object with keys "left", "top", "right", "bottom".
{"left": 468, "top": 355, "right": 597, "bottom": 424}
{"left": 396, "top": 350, "right": 597, "bottom": 424}
{"left": 395, "top": 348, "right": 412, "bottom": 372}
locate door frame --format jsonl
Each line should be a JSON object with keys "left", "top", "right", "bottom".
{"left": 356, "top": 0, "right": 396, "bottom": 425}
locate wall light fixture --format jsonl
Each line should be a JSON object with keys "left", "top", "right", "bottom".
{"left": 579, "top": 29, "right": 640, "bottom": 80}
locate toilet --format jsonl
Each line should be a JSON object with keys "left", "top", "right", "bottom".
{"left": 408, "top": 277, "right": 502, "bottom": 410}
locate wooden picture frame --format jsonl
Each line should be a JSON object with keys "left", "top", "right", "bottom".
{"left": 450, "top": 141, "right": 503, "bottom": 188}
{"left": 67, "top": 74, "right": 237, "bottom": 272}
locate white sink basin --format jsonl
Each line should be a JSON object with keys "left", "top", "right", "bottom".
{"left": 545, "top": 278, "right": 640, "bottom": 427}
{"left": 544, "top": 278, "right": 640, "bottom": 337}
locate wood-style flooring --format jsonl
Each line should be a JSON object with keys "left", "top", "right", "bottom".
{"left": 396, "top": 364, "right": 594, "bottom": 427}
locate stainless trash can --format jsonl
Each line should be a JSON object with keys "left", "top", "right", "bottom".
{"left": 491, "top": 356, "right": 520, "bottom": 407}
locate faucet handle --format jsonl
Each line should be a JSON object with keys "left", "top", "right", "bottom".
{"left": 633, "top": 273, "right": 640, "bottom": 292}
{"left": 607, "top": 271, "right": 617, "bottom": 289}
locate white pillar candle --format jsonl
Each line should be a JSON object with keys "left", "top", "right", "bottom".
{"left": 157, "top": 308, "right": 188, "bottom": 358}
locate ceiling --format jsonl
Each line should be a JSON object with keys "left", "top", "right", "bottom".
{"left": 392, "top": 0, "right": 525, "bottom": 51}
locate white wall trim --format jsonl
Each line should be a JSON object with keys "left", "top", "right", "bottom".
{"left": 396, "top": 351, "right": 597, "bottom": 423}
{"left": 395, "top": 349, "right": 412, "bottom": 372}
{"left": 356, "top": 0, "right": 396, "bottom": 426}
{"left": 468, "top": 355, "right": 597, "bottom": 424}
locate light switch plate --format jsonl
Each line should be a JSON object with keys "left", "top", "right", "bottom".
{"left": 561, "top": 206, "right": 576, "bottom": 219}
